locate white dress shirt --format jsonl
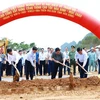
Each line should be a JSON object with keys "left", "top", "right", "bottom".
{"left": 26, "top": 51, "right": 36, "bottom": 67}
{"left": 45, "top": 52, "right": 52, "bottom": 60}
{"left": 63, "top": 51, "right": 69, "bottom": 60}
{"left": 96, "top": 49, "right": 100, "bottom": 60}
{"left": 48, "top": 53, "right": 52, "bottom": 60}
{"left": 75, "top": 50, "right": 88, "bottom": 67}
{"left": 39, "top": 52, "right": 46, "bottom": 61}
{"left": 7, "top": 51, "right": 19, "bottom": 65}
{"left": 22, "top": 54, "right": 27, "bottom": 65}
{"left": 75, "top": 51, "right": 79, "bottom": 61}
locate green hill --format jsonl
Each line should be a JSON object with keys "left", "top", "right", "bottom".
{"left": 76, "top": 33, "right": 100, "bottom": 49}
{"left": 61, "top": 33, "right": 100, "bottom": 51}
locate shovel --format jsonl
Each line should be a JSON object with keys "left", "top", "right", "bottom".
{"left": 33, "top": 61, "right": 38, "bottom": 79}
{"left": 12, "top": 63, "right": 20, "bottom": 82}
{"left": 53, "top": 59, "right": 71, "bottom": 69}
{"left": 77, "top": 62, "right": 92, "bottom": 75}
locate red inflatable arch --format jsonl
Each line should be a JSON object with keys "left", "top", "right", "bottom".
{"left": 0, "top": 2, "right": 100, "bottom": 38}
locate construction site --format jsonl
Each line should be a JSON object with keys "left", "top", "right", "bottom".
{"left": 0, "top": 75, "right": 100, "bottom": 100}
{"left": 0, "top": 1, "right": 100, "bottom": 99}
{"left": 0, "top": 39, "right": 100, "bottom": 100}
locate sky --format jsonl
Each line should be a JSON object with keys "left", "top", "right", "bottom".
{"left": 0, "top": 0, "right": 100, "bottom": 49}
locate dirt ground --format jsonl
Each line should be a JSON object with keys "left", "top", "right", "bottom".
{"left": 0, "top": 76, "right": 100, "bottom": 100}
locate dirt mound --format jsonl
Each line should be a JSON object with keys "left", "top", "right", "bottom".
{"left": 75, "top": 76, "right": 100, "bottom": 87}
{"left": 0, "top": 76, "right": 100, "bottom": 95}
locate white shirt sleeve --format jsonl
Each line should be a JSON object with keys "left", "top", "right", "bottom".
{"left": 45, "top": 52, "right": 47, "bottom": 59}
{"left": 75, "top": 51, "right": 78, "bottom": 62}
{"left": 39, "top": 52, "right": 41, "bottom": 60}
{"left": 13, "top": 51, "right": 20, "bottom": 64}
{"left": 15, "top": 54, "right": 20, "bottom": 64}
{"left": 7, "top": 54, "right": 12, "bottom": 64}
{"left": 83, "top": 52, "right": 88, "bottom": 67}
{"left": 96, "top": 49, "right": 100, "bottom": 60}
{"left": 27, "top": 52, "right": 36, "bottom": 67}
{"left": 30, "top": 56, "right": 35, "bottom": 67}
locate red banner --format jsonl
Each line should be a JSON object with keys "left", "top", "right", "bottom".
{"left": 0, "top": 2, "right": 100, "bottom": 38}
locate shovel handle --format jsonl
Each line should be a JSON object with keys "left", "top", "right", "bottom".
{"left": 77, "top": 62, "right": 88, "bottom": 74}
{"left": 53, "top": 59, "right": 70, "bottom": 69}
{"left": 12, "top": 64, "right": 20, "bottom": 76}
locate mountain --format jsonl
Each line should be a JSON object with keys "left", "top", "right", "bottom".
{"left": 61, "top": 41, "right": 76, "bottom": 52}
{"left": 61, "top": 32, "right": 99, "bottom": 51}
{"left": 76, "top": 32, "right": 100, "bottom": 49}
{"left": 83, "top": 32, "right": 94, "bottom": 39}
{"left": 77, "top": 32, "right": 94, "bottom": 46}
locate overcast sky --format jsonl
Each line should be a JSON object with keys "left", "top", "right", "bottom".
{"left": 0, "top": 0, "right": 100, "bottom": 49}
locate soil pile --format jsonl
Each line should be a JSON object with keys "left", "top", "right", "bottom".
{"left": 0, "top": 76, "right": 100, "bottom": 95}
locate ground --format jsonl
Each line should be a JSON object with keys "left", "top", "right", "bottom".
{"left": 0, "top": 72, "right": 100, "bottom": 100}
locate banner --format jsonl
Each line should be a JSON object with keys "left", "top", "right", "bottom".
{"left": 0, "top": 2, "right": 100, "bottom": 38}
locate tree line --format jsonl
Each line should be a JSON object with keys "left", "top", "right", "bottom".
{"left": 1, "top": 38, "right": 36, "bottom": 51}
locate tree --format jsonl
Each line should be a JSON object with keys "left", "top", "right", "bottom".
{"left": 0, "top": 38, "right": 36, "bottom": 50}
{"left": 30, "top": 42, "right": 35, "bottom": 48}
{"left": 19, "top": 42, "right": 30, "bottom": 50}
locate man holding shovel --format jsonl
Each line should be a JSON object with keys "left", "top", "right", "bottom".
{"left": 7, "top": 48, "right": 20, "bottom": 81}
{"left": 25, "top": 46, "right": 37, "bottom": 80}
{"left": 75, "top": 47, "right": 89, "bottom": 78}
{"left": 51, "top": 47, "right": 65, "bottom": 79}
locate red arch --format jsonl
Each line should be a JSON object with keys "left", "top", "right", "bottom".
{"left": 0, "top": 2, "right": 100, "bottom": 38}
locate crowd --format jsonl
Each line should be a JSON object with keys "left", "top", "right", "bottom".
{"left": 0, "top": 45, "right": 100, "bottom": 81}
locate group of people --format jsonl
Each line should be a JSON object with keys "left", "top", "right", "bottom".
{"left": 0, "top": 45, "right": 100, "bottom": 81}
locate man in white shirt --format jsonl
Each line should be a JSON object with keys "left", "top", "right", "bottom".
{"left": 45, "top": 47, "right": 50, "bottom": 75}
{"left": 25, "top": 46, "right": 37, "bottom": 80}
{"left": 17, "top": 50, "right": 23, "bottom": 77}
{"left": 75, "top": 47, "right": 88, "bottom": 78}
{"left": 46, "top": 47, "right": 54, "bottom": 76}
{"left": 75, "top": 51, "right": 80, "bottom": 73}
{"left": 63, "top": 47, "right": 70, "bottom": 75}
{"left": 39, "top": 48, "right": 46, "bottom": 75}
{"left": 7, "top": 48, "right": 20, "bottom": 77}
{"left": 45, "top": 47, "right": 52, "bottom": 75}
{"left": 22, "top": 51, "right": 27, "bottom": 75}
{"left": 96, "top": 47, "right": 100, "bottom": 74}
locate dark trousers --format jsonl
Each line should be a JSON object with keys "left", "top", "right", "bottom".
{"left": 51, "top": 62, "right": 63, "bottom": 79}
{"left": 48, "top": 60, "right": 54, "bottom": 75}
{"left": 11, "top": 62, "right": 16, "bottom": 76}
{"left": 25, "top": 60, "right": 34, "bottom": 80}
{"left": 70, "top": 59, "right": 76, "bottom": 75}
{"left": 1, "top": 63, "right": 6, "bottom": 76}
{"left": 78, "top": 59, "right": 89, "bottom": 78}
{"left": 24, "top": 64, "right": 26, "bottom": 75}
{"left": 40, "top": 60, "right": 46, "bottom": 75}
{"left": 0, "top": 62, "right": 2, "bottom": 81}
{"left": 77, "top": 59, "right": 80, "bottom": 73}
{"left": 6, "top": 62, "right": 12, "bottom": 76}
{"left": 64, "top": 60, "right": 70, "bottom": 75}
{"left": 98, "top": 59, "right": 100, "bottom": 74}
{"left": 36, "top": 62, "right": 40, "bottom": 75}
{"left": 17, "top": 59, "right": 23, "bottom": 77}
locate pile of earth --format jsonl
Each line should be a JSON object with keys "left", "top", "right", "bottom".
{"left": 0, "top": 76, "right": 100, "bottom": 95}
